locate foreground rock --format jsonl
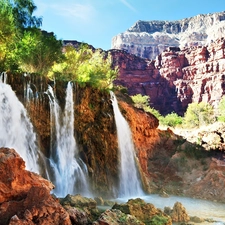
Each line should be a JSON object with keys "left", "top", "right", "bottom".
{"left": 60, "top": 194, "right": 99, "bottom": 224}
{"left": 0, "top": 148, "right": 71, "bottom": 225}
{"left": 93, "top": 209, "right": 145, "bottom": 225}
{"left": 112, "top": 198, "right": 172, "bottom": 225}
{"left": 164, "top": 202, "right": 190, "bottom": 222}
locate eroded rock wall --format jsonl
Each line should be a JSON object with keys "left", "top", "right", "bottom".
{"left": 111, "top": 38, "right": 225, "bottom": 115}
{"left": 112, "top": 11, "right": 225, "bottom": 59}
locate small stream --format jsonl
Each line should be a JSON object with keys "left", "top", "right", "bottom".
{"left": 114, "top": 194, "right": 225, "bottom": 224}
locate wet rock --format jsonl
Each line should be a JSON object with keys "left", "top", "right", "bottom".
{"left": 94, "top": 197, "right": 104, "bottom": 206}
{"left": 61, "top": 194, "right": 97, "bottom": 209}
{"left": 60, "top": 194, "right": 99, "bottom": 223}
{"left": 65, "top": 207, "right": 88, "bottom": 225}
{"left": 112, "top": 198, "right": 172, "bottom": 225}
{"left": 190, "top": 216, "right": 204, "bottom": 223}
{"left": 93, "top": 209, "right": 145, "bottom": 225}
{"left": 169, "top": 202, "right": 190, "bottom": 222}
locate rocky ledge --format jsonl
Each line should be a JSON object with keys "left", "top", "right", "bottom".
{"left": 0, "top": 148, "right": 204, "bottom": 224}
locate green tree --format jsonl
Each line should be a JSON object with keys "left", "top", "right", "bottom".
{"left": 131, "top": 94, "right": 162, "bottom": 119}
{"left": 6, "top": 0, "right": 42, "bottom": 29}
{"left": 160, "top": 112, "right": 183, "bottom": 127}
{"left": 131, "top": 94, "right": 150, "bottom": 109}
{"left": 183, "top": 102, "right": 215, "bottom": 128}
{"left": 13, "top": 28, "right": 62, "bottom": 74}
{"left": 48, "top": 45, "right": 93, "bottom": 81}
{"left": 48, "top": 45, "right": 118, "bottom": 89}
{"left": 0, "top": 1, "right": 16, "bottom": 69}
{"left": 217, "top": 96, "right": 225, "bottom": 122}
{"left": 0, "top": 0, "right": 42, "bottom": 70}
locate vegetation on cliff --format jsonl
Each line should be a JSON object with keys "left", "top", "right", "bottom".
{"left": 48, "top": 45, "right": 118, "bottom": 89}
{"left": 0, "top": 0, "right": 43, "bottom": 70}
{"left": 0, "top": 0, "right": 118, "bottom": 90}
{"left": 131, "top": 93, "right": 225, "bottom": 129}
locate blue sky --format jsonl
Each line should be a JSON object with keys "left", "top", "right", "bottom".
{"left": 34, "top": 0, "right": 225, "bottom": 50}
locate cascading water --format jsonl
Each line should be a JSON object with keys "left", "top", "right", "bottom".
{"left": 0, "top": 73, "right": 40, "bottom": 173}
{"left": 46, "top": 82, "right": 90, "bottom": 197}
{"left": 110, "top": 91, "right": 144, "bottom": 197}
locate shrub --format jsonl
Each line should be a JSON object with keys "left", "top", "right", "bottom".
{"left": 48, "top": 45, "right": 118, "bottom": 90}
{"left": 217, "top": 96, "right": 225, "bottom": 122}
{"left": 149, "top": 215, "right": 168, "bottom": 225}
{"left": 131, "top": 94, "right": 150, "bottom": 109}
{"left": 12, "top": 28, "right": 62, "bottom": 74}
{"left": 160, "top": 112, "right": 183, "bottom": 127}
{"left": 183, "top": 102, "right": 215, "bottom": 128}
{"left": 131, "top": 94, "right": 161, "bottom": 118}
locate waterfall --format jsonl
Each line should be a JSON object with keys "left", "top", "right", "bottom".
{"left": 110, "top": 91, "right": 143, "bottom": 198}
{"left": 0, "top": 75, "right": 40, "bottom": 173}
{"left": 46, "top": 82, "right": 90, "bottom": 197}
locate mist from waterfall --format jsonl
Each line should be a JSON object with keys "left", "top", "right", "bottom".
{"left": 0, "top": 73, "right": 40, "bottom": 173}
{"left": 110, "top": 91, "right": 143, "bottom": 197}
{"left": 46, "top": 82, "right": 90, "bottom": 197}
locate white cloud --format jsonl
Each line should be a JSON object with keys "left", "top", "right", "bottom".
{"left": 119, "top": 0, "right": 137, "bottom": 12}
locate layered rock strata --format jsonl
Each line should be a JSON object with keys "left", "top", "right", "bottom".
{"left": 112, "top": 11, "right": 225, "bottom": 59}
{"left": 110, "top": 37, "right": 225, "bottom": 114}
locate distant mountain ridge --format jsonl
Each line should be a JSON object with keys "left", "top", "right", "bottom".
{"left": 112, "top": 11, "right": 225, "bottom": 59}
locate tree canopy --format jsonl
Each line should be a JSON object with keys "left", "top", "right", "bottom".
{"left": 48, "top": 45, "right": 118, "bottom": 89}
{"left": 3, "top": 0, "right": 42, "bottom": 30}
{"left": 12, "top": 28, "right": 62, "bottom": 74}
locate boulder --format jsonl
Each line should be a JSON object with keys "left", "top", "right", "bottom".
{"left": 112, "top": 198, "right": 172, "bottom": 225}
{"left": 0, "top": 148, "right": 71, "bottom": 225}
{"left": 93, "top": 209, "right": 144, "bottom": 225}
{"left": 60, "top": 194, "right": 99, "bottom": 223}
{"left": 167, "top": 202, "right": 190, "bottom": 222}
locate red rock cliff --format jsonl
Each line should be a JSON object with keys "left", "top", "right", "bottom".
{"left": 111, "top": 38, "right": 225, "bottom": 115}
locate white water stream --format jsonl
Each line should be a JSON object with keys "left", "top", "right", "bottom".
{"left": 110, "top": 91, "right": 143, "bottom": 197}
{"left": 0, "top": 73, "right": 40, "bottom": 173}
{"left": 46, "top": 82, "right": 90, "bottom": 197}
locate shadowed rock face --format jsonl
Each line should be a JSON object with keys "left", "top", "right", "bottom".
{"left": 112, "top": 11, "right": 225, "bottom": 59}
{"left": 110, "top": 37, "right": 225, "bottom": 115}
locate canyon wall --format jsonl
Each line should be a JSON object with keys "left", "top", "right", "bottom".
{"left": 112, "top": 11, "right": 225, "bottom": 59}
{"left": 110, "top": 38, "right": 225, "bottom": 115}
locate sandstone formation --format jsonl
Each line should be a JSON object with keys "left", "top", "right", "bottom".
{"left": 112, "top": 11, "right": 225, "bottom": 59}
{"left": 60, "top": 194, "right": 99, "bottom": 223}
{"left": 0, "top": 148, "right": 71, "bottom": 225}
{"left": 165, "top": 202, "right": 190, "bottom": 222}
{"left": 93, "top": 209, "right": 145, "bottom": 225}
{"left": 110, "top": 37, "right": 225, "bottom": 115}
{"left": 112, "top": 198, "right": 172, "bottom": 225}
